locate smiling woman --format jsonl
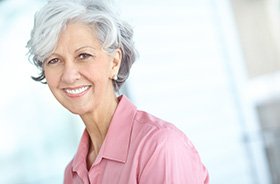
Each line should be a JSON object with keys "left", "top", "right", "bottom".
{"left": 26, "top": 0, "right": 209, "bottom": 183}
{"left": 43, "top": 22, "right": 121, "bottom": 116}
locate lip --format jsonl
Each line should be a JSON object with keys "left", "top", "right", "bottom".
{"left": 62, "top": 85, "right": 91, "bottom": 98}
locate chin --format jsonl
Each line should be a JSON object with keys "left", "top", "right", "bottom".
{"left": 69, "top": 110, "right": 81, "bottom": 115}
{"left": 68, "top": 108, "right": 86, "bottom": 115}
{"left": 62, "top": 105, "right": 87, "bottom": 115}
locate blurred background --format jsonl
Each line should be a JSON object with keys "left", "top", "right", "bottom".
{"left": 0, "top": 0, "right": 280, "bottom": 183}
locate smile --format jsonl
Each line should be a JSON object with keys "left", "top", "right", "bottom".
{"left": 63, "top": 85, "right": 90, "bottom": 96}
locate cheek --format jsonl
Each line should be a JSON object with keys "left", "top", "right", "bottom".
{"left": 45, "top": 70, "right": 59, "bottom": 87}
{"left": 85, "top": 63, "right": 111, "bottom": 80}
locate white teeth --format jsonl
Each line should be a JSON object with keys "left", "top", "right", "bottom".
{"left": 65, "top": 86, "right": 89, "bottom": 95}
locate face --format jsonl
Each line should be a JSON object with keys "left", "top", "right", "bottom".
{"left": 43, "top": 22, "right": 121, "bottom": 115}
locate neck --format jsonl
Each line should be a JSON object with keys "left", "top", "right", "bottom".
{"left": 81, "top": 93, "right": 119, "bottom": 168}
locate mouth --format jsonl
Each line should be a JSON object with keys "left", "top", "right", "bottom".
{"left": 63, "top": 85, "right": 91, "bottom": 97}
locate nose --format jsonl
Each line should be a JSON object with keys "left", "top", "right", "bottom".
{"left": 61, "top": 62, "right": 81, "bottom": 84}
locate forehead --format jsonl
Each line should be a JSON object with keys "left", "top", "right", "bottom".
{"left": 55, "top": 22, "right": 101, "bottom": 50}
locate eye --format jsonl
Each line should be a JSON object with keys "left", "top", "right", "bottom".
{"left": 46, "top": 58, "right": 60, "bottom": 65}
{"left": 78, "top": 53, "right": 93, "bottom": 60}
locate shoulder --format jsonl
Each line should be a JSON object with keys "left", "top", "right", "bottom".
{"left": 133, "top": 110, "right": 197, "bottom": 153}
{"left": 134, "top": 110, "right": 177, "bottom": 132}
{"left": 63, "top": 159, "right": 74, "bottom": 183}
{"left": 133, "top": 111, "right": 209, "bottom": 183}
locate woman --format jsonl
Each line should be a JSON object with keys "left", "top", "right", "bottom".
{"left": 27, "top": 0, "right": 209, "bottom": 183}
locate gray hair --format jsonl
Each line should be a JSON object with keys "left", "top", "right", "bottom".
{"left": 26, "top": 0, "right": 137, "bottom": 91}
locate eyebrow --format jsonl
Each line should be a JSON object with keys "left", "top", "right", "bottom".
{"left": 75, "top": 46, "right": 97, "bottom": 52}
{"left": 47, "top": 46, "right": 98, "bottom": 60}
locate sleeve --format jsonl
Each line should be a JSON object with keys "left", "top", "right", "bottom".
{"left": 138, "top": 128, "right": 209, "bottom": 184}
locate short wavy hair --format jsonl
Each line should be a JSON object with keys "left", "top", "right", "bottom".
{"left": 26, "top": 0, "right": 137, "bottom": 91}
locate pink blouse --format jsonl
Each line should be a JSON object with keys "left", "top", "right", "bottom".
{"left": 64, "top": 95, "right": 209, "bottom": 184}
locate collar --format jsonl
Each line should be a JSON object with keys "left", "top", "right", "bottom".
{"left": 72, "top": 95, "right": 137, "bottom": 172}
{"left": 101, "top": 95, "right": 137, "bottom": 163}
